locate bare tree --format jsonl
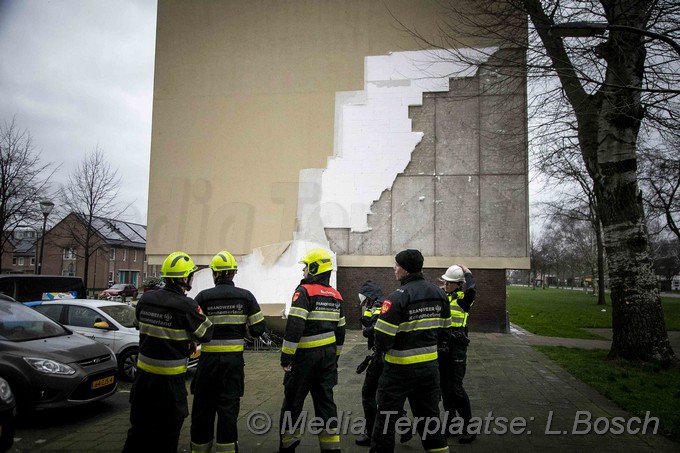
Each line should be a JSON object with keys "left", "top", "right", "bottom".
{"left": 0, "top": 118, "right": 55, "bottom": 268}
{"left": 639, "top": 132, "right": 680, "bottom": 241}
{"left": 57, "top": 148, "right": 129, "bottom": 292}
{"left": 395, "top": 0, "right": 677, "bottom": 360}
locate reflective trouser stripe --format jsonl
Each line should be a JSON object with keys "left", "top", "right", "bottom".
{"left": 281, "top": 432, "right": 302, "bottom": 448}
{"left": 216, "top": 441, "right": 237, "bottom": 452}
{"left": 191, "top": 441, "right": 212, "bottom": 453}
{"left": 426, "top": 447, "right": 450, "bottom": 452}
{"left": 319, "top": 433, "right": 341, "bottom": 450}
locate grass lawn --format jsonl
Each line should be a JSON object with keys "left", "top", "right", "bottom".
{"left": 506, "top": 285, "right": 680, "bottom": 443}
{"left": 535, "top": 346, "right": 680, "bottom": 442}
{"left": 506, "top": 285, "right": 680, "bottom": 338}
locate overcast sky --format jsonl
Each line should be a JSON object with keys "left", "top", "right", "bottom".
{"left": 0, "top": 0, "right": 157, "bottom": 225}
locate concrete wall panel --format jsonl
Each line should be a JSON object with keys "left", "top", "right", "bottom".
{"left": 435, "top": 97, "right": 480, "bottom": 175}
{"left": 392, "top": 176, "right": 435, "bottom": 254}
{"left": 480, "top": 175, "right": 527, "bottom": 257}
{"left": 435, "top": 176, "right": 480, "bottom": 256}
{"left": 405, "top": 94, "right": 435, "bottom": 175}
{"left": 479, "top": 94, "right": 526, "bottom": 175}
{"left": 348, "top": 189, "right": 392, "bottom": 256}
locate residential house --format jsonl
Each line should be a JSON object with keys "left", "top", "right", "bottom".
{"left": 0, "top": 228, "right": 37, "bottom": 274}
{"left": 40, "top": 213, "right": 157, "bottom": 295}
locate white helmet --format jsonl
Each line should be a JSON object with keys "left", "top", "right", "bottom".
{"left": 441, "top": 265, "right": 465, "bottom": 282}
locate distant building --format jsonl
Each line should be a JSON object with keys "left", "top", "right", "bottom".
{"left": 39, "top": 213, "right": 159, "bottom": 295}
{"left": 1, "top": 228, "right": 38, "bottom": 274}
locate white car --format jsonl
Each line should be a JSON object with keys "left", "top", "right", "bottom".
{"left": 32, "top": 299, "right": 200, "bottom": 381}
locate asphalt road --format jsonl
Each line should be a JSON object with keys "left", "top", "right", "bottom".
{"left": 10, "top": 379, "right": 135, "bottom": 452}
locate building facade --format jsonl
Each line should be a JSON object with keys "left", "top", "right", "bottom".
{"left": 40, "top": 213, "right": 156, "bottom": 295}
{"left": 147, "top": 0, "right": 530, "bottom": 332}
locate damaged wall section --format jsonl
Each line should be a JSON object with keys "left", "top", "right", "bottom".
{"left": 328, "top": 49, "right": 528, "bottom": 332}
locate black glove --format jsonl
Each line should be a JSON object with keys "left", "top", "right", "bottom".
{"left": 452, "top": 330, "right": 470, "bottom": 346}
{"left": 356, "top": 354, "right": 372, "bottom": 374}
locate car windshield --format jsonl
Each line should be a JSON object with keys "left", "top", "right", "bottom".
{"left": 0, "top": 301, "right": 69, "bottom": 341}
{"left": 99, "top": 304, "right": 136, "bottom": 328}
{"left": 110, "top": 284, "right": 126, "bottom": 290}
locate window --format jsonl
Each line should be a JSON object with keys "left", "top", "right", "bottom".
{"left": 109, "top": 248, "right": 115, "bottom": 261}
{"left": 122, "top": 249, "right": 127, "bottom": 262}
{"left": 12, "top": 257, "right": 17, "bottom": 265}
{"left": 18, "top": 257, "right": 24, "bottom": 266}
{"left": 63, "top": 248, "right": 76, "bottom": 260}
{"left": 30, "top": 257, "right": 35, "bottom": 265}
{"left": 62, "top": 263, "right": 75, "bottom": 276}
{"left": 65, "top": 306, "right": 103, "bottom": 328}
{"left": 133, "top": 249, "right": 137, "bottom": 262}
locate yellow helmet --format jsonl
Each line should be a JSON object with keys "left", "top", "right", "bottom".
{"left": 210, "top": 250, "right": 237, "bottom": 271}
{"left": 161, "top": 251, "right": 198, "bottom": 278}
{"left": 299, "top": 248, "right": 333, "bottom": 275}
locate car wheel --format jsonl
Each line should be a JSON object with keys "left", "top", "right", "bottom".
{"left": 118, "top": 349, "right": 139, "bottom": 381}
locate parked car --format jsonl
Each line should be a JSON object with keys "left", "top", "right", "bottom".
{"left": 100, "top": 283, "right": 138, "bottom": 301}
{"left": 0, "top": 377, "right": 15, "bottom": 453}
{"left": 0, "top": 295, "right": 118, "bottom": 412}
{"left": 0, "top": 275, "right": 86, "bottom": 304}
{"left": 32, "top": 299, "right": 201, "bottom": 381}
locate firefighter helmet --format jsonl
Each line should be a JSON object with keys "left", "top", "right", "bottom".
{"left": 441, "top": 265, "right": 465, "bottom": 282}
{"left": 210, "top": 250, "right": 237, "bottom": 271}
{"left": 299, "top": 248, "right": 333, "bottom": 275}
{"left": 161, "top": 251, "right": 198, "bottom": 278}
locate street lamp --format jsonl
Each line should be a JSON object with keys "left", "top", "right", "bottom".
{"left": 37, "top": 200, "right": 54, "bottom": 275}
{"left": 549, "top": 21, "right": 680, "bottom": 58}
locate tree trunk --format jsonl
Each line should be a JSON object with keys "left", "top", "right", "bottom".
{"left": 590, "top": 1, "right": 673, "bottom": 362}
{"left": 595, "top": 216, "right": 607, "bottom": 305}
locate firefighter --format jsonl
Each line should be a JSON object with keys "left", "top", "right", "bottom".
{"left": 355, "top": 280, "right": 384, "bottom": 446}
{"left": 356, "top": 280, "right": 413, "bottom": 447}
{"left": 438, "top": 264, "right": 476, "bottom": 444}
{"left": 279, "top": 247, "right": 345, "bottom": 453}
{"left": 370, "top": 249, "right": 451, "bottom": 453}
{"left": 190, "top": 250, "right": 266, "bottom": 453}
{"left": 123, "top": 251, "right": 213, "bottom": 453}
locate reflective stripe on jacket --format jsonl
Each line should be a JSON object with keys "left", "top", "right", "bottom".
{"left": 374, "top": 273, "right": 451, "bottom": 366}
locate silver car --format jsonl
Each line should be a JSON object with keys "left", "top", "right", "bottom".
{"left": 32, "top": 299, "right": 201, "bottom": 381}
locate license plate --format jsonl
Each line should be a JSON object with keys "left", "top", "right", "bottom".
{"left": 91, "top": 375, "right": 115, "bottom": 389}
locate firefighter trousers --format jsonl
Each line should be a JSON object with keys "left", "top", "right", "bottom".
{"left": 122, "top": 371, "right": 188, "bottom": 453}
{"left": 438, "top": 343, "right": 472, "bottom": 433}
{"left": 190, "top": 352, "right": 245, "bottom": 453}
{"left": 361, "top": 356, "right": 383, "bottom": 437}
{"left": 279, "top": 345, "right": 340, "bottom": 452}
{"left": 371, "top": 361, "right": 449, "bottom": 453}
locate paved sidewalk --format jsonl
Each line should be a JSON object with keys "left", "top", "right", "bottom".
{"left": 512, "top": 324, "right": 680, "bottom": 358}
{"left": 12, "top": 329, "right": 680, "bottom": 452}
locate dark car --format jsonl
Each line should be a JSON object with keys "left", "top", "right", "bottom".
{"left": 101, "top": 283, "right": 138, "bottom": 301}
{"left": 0, "top": 377, "right": 15, "bottom": 453}
{"left": 0, "top": 295, "right": 118, "bottom": 412}
{"left": 0, "top": 275, "right": 86, "bottom": 304}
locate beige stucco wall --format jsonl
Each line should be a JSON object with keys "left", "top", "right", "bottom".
{"left": 147, "top": 0, "right": 528, "bottom": 269}
{"left": 147, "top": 0, "right": 495, "bottom": 265}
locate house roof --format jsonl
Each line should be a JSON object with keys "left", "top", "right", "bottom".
{"left": 12, "top": 237, "right": 36, "bottom": 255}
{"left": 87, "top": 216, "right": 146, "bottom": 248}
{"left": 56, "top": 213, "right": 147, "bottom": 249}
